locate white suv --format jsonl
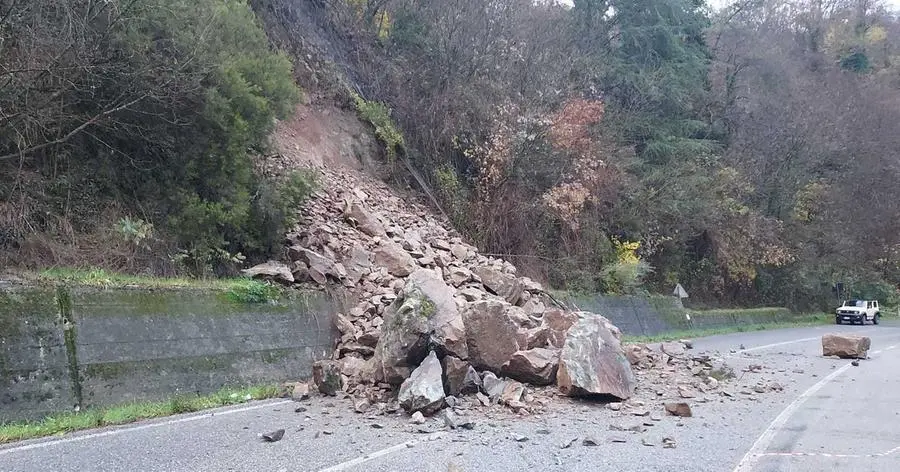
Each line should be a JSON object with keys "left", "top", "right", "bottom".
{"left": 835, "top": 299, "right": 880, "bottom": 325}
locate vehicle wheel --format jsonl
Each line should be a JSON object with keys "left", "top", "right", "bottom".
{"left": 874, "top": 314, "right": 880, "bottom": 325}
{"left": 835, "top": 317, "right": 842, "bottom": 325}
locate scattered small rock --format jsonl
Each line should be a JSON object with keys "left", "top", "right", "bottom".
{"left": 514, "top": 434, "right": 529, "bottom": 442}
{"left": 262, "top": 429, "right": 285, "bottom": 442}
{"left": 664, "top": 403, "right": 692, "bottom": 418}
{"left": 410, "top": 411, "right": 426, "bottom": 425}
{"left": 582, "top": 437, "right": 600, "bottom": 446}
{"left": 641, "top": 437, "right": 656, "bottom": 447}
{"left": 609, "top": 436, "right": 628, "bottom": 443}
{"left": 851, "top": 360, "right": 860, "bottom": 367}
{"left": 441, "top": 410, "right": 458, "bottom": 429}
{"left": 662, "top": 436, "right": 676, "bottom": 448}
{"left": 354, "top": 398, "right": 371, "bottom": 413}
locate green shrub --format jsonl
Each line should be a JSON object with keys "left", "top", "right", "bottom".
{"left": 352, "top": 92, "right": 405, "bottom": 160}
{"left": 599, "top": 260, "right": 653, "bottom": 295}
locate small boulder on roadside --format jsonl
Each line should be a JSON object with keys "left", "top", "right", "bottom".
{"left": 399, "top": 351, "right": 445, "bottom": 416}
{"left": 443, "top": 356, "right": 482, "bottom": 396}
{"left": 481, "top": 372, "right": 508, "bottom": 403}
{"left": 664, "top": 402, "right": 693, "bottom": 417}
{"left": 313, "top": 360, "right": 343, "bottom": 396}
{"left": 822, "top": 333, "right": 871, "bottom": 359}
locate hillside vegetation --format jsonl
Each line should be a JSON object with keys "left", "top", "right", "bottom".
{"left": 2, "top": 0, "right": 899, "bottom": 310}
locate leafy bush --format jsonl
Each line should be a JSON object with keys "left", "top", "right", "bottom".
{"left": 0, "top": 0, "right": 302, "bottom": 275}
{"left": 352, "top": 92, "right": 405, "bottom": 160}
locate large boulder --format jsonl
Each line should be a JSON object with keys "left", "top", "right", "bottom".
{"left": 472, "top": 267, "right": 523, "bottom": 305}
{"left": 343, "top": 199, "right": 387, "bottom": 237}
{"left": 374, "top": 242, "right": 417, "bottom": 277}
{"left": 373, "top": 269, "right": 467, "bottom": 384}
{"left": 443, "top": 356, "right": 482, "bottom": 396}
{"left": 399, "top": 351, "right": 445, "bottom": 415}
{"left": 822, "top": 333, "right": 871, "bottom": 359}
{"left": 556, "top": 313, "right": 636, "bottom": 400}
{"left": 462, "top": 300, "right": 521, "bottom": 373}
{"left": 503, "top": 348, "right": 560, "bottom": 386}
{"left": 242, "top": 261, "right": 294, "bottom": 285}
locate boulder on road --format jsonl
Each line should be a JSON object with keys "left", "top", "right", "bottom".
{"left": 481, "top": 372, "right": 508, "bottom": 403}
{"left": 664, "top": 402, "right": 693, "bottom": 417}
{"left": 462, "top": 300, "right": 521, "bottom": 373}
{"left": 503, "top": 348, "right": 560, "bottom": 386}
{"left": 822, "top": 333, "right": 871, "bottom": 359}
{"left": 443, "top": 356, "right": 482, "bottom": 396}
{"left": 373, "top": 269, "right": 467, "bottom": 384}
{"left": 556, "top": 313, "right": 636, "bottom": 400}
{"left": 398, "top": 351, "right": 445, "bottom": 416}
{"left": 313, "top": 360, "right": 343, "bottom": 396}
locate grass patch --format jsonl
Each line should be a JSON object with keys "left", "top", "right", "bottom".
{"left": 0, "top": 384, "right": 282, "bottom": 444}
{"left": 25, "top": 268, "right": 282, "bottom": 303}
{"left": 622, "top": 313, "right": 832, "bottom": 344}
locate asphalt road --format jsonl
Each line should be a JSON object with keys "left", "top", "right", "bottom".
{"left": 2, "top": 322, "right": 900, "bottom": 472}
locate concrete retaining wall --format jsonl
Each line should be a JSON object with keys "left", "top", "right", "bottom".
{"left": 0, "top": 286, "right": 337, "bottom": 424}
{"left": 563, "top": 294, "right": 792, "bottom": 337}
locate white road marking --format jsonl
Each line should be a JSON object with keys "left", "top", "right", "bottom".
{"left": 732, "top": 344, "right": 899, "bottom": 472}
{"left": 759, "top": 442, "right": 900, "bottom": 459}
{"left": 318, "top": 432, "right": 447, "bottom": 472}
{"left": 733, "top": 337, "right": 820, "bottom": 354}
{"left": 0, "top": 399, "right": 293, "bottom": 456}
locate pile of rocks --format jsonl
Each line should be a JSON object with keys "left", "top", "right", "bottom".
{"left": 244, "top": 168, "right": 637, "bottom": 417}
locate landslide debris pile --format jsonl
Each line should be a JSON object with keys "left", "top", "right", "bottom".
{"left": 245, "top": 167, "right": 739, "bottom": 418}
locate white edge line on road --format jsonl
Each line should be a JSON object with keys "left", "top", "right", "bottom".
{"left": 735, "top": 337, "right": 820, "bottom": 354}
{"left": 732, "top": 344, "right": 898, "bottom": 472}
{"left": 0, "top": 399, "right": 293, "bottom": 456}
{"left": 318, "top": 432, "right": 447, "bottom": 472}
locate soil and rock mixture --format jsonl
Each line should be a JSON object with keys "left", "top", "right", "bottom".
{"left": 246, "top": 109, "right": 794, "bottom": 435}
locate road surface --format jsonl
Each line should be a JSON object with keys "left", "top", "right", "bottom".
{"left": 2, "top": 322, "right": 899, "bottom": 472}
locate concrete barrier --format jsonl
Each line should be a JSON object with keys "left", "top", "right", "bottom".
{"left": 561, "top": 294, "right": 792, "bottom": 337}
{"left": 0, "top": 286, "right": 337, "bottom": 423}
